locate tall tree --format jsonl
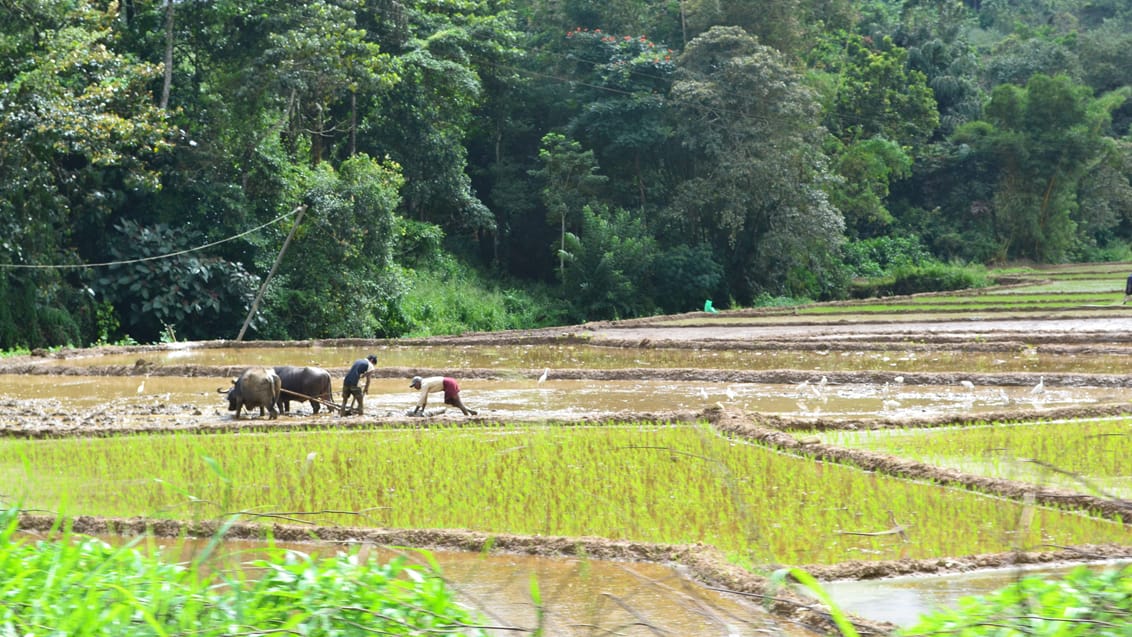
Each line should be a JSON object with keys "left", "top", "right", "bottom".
{"left": 260, "top": 154, "right": 406, "bottom": 339}
{"left": 530, "top": 133, "right": 607, "bottom": 282}
{"left": 667, "top": 26, "right": 845, "bottom": 303}
{"left": 562, "top": 28, "right": 676, "bottom": 213}
{"left": 953, "top": 74, "right": 1125, "bottom": 261}
{"left": 0, "top": 1, "right": 175, "bottom": 347}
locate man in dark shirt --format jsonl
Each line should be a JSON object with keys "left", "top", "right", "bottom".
{"left": 342, "top": 354, "right": 377, "bottom": 415}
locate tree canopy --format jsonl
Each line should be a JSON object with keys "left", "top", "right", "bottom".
{"left": 3, "top": 0, "right": 1132, "bottom": 347}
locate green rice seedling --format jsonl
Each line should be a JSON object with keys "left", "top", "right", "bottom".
{"left": 818, "top": 418, "right": 1132, "bottom": 497}
{"left": 1, "top": 423, "right": 1127, "bottom": 565}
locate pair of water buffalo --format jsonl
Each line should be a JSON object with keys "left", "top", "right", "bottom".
{"left": 219, "top": 365, "right": 334, "bottom": 419}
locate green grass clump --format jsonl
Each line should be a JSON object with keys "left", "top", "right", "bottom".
{"left": 0, "top": 508, "right": 487, "bottom": 636}
{"left": 2, "top": 424, "right": 1127, "bottom": 565}
{"left": 898, "top": 564, "right": 1132, "bottom": 636}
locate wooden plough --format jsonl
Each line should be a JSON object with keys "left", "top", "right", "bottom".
{"left": 278, "top": 387, "right": 347, "bottom": 415}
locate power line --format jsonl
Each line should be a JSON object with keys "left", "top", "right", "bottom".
{"left": 0, "top": 207, "right": 302, "bottom": 270}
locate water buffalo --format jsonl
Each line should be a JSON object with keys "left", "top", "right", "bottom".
{"left": 219, "top": 367, "right": 281, "bottom": 419}
{"left": 274, "top": 365, "right": 333, "bottom": 414}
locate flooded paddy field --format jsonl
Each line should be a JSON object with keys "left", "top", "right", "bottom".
{"left": 3, "top": 307, "right": 1132, "bottom": 635}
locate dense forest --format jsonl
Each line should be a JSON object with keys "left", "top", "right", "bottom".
{"left": 2, "top": 0, "right": 1132, "bottom": 348}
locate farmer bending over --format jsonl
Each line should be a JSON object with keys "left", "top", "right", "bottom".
{"left": 410, "top": 376, "right": 477, "bottom": 416}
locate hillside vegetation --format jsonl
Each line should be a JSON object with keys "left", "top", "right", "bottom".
{"left": 3, "top": 0, "right": 1132, "bottom": 348}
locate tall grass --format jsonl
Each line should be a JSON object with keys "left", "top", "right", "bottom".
{"left": 0, "top": 507, "right": 488, "bottom": 635}
{"left": 400, "top": 262, "right": 565, "bottom": 337}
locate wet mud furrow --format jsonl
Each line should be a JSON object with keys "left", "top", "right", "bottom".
{"left": 6, "top": 361, "right": 1132, "bottom": 392}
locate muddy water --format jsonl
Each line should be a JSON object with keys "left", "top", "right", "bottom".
{"left": 53, "top": 533, "right": 812, "bottom": 637}
{"left": 26, "top": 341, "right": 1132, "bottom": 374}
{"left": 823, "top": 560, "right": 1132, "bottom": 626}
{"left": 4, "top": 374, "right": 1132, "bottom": 423}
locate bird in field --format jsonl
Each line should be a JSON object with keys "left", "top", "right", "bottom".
{"left": 1031, "top": 376, "right": 1045, "bottom": 395}
{"left": 136, "top": 380, "right": 145, "bottom": 394}
{"left": 724, "top": 386, "right": 737, "bottom": 401}
{"left": 894, "top": 376, "right": 904, "bottom": 385}
{"left": 537, "top": 368, "right": 548, "bottom": 385}
{"left": 960, "top": 380, "right": 975, "bottom": 391}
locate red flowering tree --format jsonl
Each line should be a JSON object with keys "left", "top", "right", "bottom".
{"left": 561, "top": 28, "right": 676, "bottom": 211}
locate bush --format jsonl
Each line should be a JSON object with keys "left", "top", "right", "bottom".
{"left": 899, "top": 565, "right": 1132, "bottom": 636}
{"left": 400, "top": 258, "right": 567, "bottom": 336}
{"left": 890, "top": 263, "right": 989, "bottom": 295}
{"left": 842, "top": 236, "right": 934, "bottom": 278}
{"left": 849, "top": 263, "right": 989, "bottom": 298}
{"left": 0, "top": 508, "right": 489, "bottom": 636}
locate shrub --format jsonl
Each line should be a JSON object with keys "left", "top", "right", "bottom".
{"left": 899, "top": 565, "right": 1132, "bottom": 636}
{"left": 890, "top": 263, "right": 989, "bottom": 295}
{"left": 0, "top": 508, "right": 488, "bottom": 636}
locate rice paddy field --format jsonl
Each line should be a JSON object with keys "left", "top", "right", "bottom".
{"left": 2, "top": 262, "right": 1131, "bottom": 635}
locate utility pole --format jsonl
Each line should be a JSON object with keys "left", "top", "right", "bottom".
{"left": 236, "top": 205, "right": 307, "bottom": 341}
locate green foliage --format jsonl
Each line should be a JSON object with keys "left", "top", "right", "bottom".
{"left": 395, "top": 218, "right": 447, "bottom": 268}
{"left": 259, "top": 155, "right": 406, "bottom": 340}
{"left": 953, "top": 74, "right": 1121, "bottom": 262}
{"left": 828, "top": 137, "right": 914, "bottom": 238}
{"left": 98, "top": 220, "right": 258, "bottom": 343}
{"left": 560, "top": 205, "right": 657, "bottom": 321}
{"left": 400, "top": 258, "right": 567, "bottom": 337}
{"left": 652, "top": 243, "right": 724, "bottom": 314}
{"left": 850, "top": 260, "right": 989, "bottom": 299}
{"left": 889, "top": 262, "right": 989, "bottom": 296}
{"left": 843, "top": 236, "right": 935, "bottom": 278}
{"left": 809, "top": 31, "right": 940, "bottom": 148}
{"left": 667, "top": 26, "right": 844, "bottom": 305}
{"left": 899, "top": 565, "right": 1132, "bottom": 637}
{"left": 0, "top": 507, "right": 488, "bottom": 636}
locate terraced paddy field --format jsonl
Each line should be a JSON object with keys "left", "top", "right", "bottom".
{"left": 2, "top": 263, "right": 1131, "bottom": 635}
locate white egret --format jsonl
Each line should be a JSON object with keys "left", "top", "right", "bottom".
{"left": 1031, "top": 376, "right": 1045, "bottom": 395}
{"left": 537, "top": 368, "right": 549, "bottom": 385}
{"left": 960, "top": 380, "right": 975, "bottom": 391}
